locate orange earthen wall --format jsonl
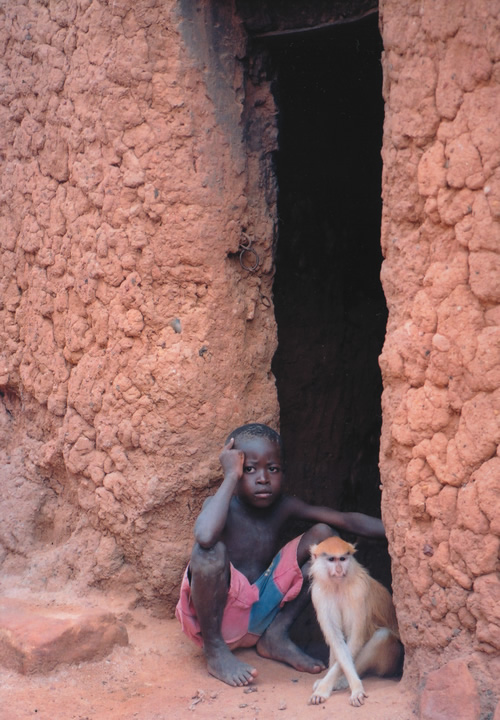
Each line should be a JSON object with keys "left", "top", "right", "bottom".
{"left": 0, "top": 0, "right": 278, "bottom": 609}
{"left": 379, "top": 0, "right": 499, "bottom": 697}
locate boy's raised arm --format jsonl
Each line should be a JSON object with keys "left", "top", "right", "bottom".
{"left": 285, "top": 497, "right": 386, "bottom": 539}
{"left": 194, "top": 439, "right": 242, "bottom": 548}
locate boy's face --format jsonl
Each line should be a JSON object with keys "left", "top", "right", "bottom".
{"left": 234, "top": 436, "right": 284, "bottom": 508}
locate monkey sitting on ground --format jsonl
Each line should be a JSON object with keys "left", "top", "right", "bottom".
{"left": 308, "top": 536, "right": 402, "bottom": 707}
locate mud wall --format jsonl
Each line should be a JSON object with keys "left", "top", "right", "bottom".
{"left": 0, "top": 0, "right": 279, "bottom": 610}
{"left": 378, "top": 0, "right": 500, "bottom": 704}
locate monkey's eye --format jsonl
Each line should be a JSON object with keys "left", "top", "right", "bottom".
{"left": 327, "top": 556, "right": 335, "bottom": 562}
{"left": 339, "top": 556, "right": 346, "bottom": 562}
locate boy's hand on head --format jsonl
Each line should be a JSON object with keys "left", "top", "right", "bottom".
{"left": 219, "top": 438, "right": 244, "bottom": 480}
{"left": 195, "top": 438, "right": 243, "bottom": 546}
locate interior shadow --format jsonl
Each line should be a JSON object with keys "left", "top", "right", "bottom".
{"left": 266, "top": 14, "right": 389, "bottom": 586}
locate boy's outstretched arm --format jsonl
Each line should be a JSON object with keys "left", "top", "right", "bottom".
{"left": 194, "top": 439, "right": 243, "bottom": 548}
{"left": 284, "top": 496, "right": 386, "bottom": 539}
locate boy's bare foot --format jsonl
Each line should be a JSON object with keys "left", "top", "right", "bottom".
{"left": 204, "top": 642, "right": 258, "bottom": 687}
{"left": 256, "top": 630, "right": 325, "bottom": 674}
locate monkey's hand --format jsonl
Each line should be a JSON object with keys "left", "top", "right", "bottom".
{"left": 349, "top": 684, "right": 368, "bottom": 707}
{"left": 308, "top": 678, "right": 332, "bottom": 705}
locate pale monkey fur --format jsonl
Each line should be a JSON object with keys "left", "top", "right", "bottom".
{"left": 308, "top": 536, "right": 402, "bottom": 706}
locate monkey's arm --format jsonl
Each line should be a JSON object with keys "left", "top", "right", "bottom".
{"left": 309, "top": 589, "right": 364, "bottom": 705}
{"left": 309, "top": 602, "right": 346, "bottom": 703}
{"left": 345, "top": 607, "right": 369, "bottom": 661}
{"left": 284, "top": 496, "right": 385, "bottom": 538}
{"left": 310, "top": 621, "right": 364, "bottom": 705}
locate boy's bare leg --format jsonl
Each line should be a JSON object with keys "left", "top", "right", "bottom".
{"left": 256, "top": 524, "right": 333, "bottom": 673}
{"left": 190, "top": 541, "right": 258, "bottom": 687}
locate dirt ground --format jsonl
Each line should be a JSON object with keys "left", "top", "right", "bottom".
{"left": 0, "top": 593, "right": 416, "bottom": 720}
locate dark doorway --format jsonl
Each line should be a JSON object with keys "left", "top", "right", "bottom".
{"left": 268, "top": 14, "right": 388, "bottom": 576}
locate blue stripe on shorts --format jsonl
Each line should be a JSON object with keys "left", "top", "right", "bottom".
{"left": 247, "top": 550, "right": 285, "bottom": 636}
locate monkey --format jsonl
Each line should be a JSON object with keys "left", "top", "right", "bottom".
{"left": 308, "top": 536, "right": 402, "bottom": 707}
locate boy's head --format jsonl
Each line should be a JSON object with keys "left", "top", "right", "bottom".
{"left": 226, "top": 424, "right": 284, "bottom": 508}
{"left": 225, "top": 423, "right": 282, "bottom": 456}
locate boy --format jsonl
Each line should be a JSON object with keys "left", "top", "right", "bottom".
{"left": 176, "top": 423, "right": 385, "bottom": 687}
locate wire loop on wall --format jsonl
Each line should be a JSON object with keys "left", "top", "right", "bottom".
{"left": 239, "top": 232, "right": 260, "bottom": 272}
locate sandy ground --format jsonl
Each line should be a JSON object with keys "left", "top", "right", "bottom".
{"left": 0, "top": 595, "right": 417, "bottom": 720}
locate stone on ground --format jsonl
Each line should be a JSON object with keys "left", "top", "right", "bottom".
{"left": 419, "top": 659, "right": 480, "bottom": 720}
{"left": 0, "top": 597, "right": 128, "bottom": 674}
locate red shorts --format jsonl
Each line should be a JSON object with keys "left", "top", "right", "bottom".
{"left": 175, "top": 536, "right": 303, "bottom": 648}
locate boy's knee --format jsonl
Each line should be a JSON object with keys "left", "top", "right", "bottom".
{"left": 190, "top": 541, "right": 229, "bottom": 577}
{"left": 309, "top": 523, "right": 336, "bottom": 544}
{"left": 298, "top": 524, "right": 337, "bottom": 565}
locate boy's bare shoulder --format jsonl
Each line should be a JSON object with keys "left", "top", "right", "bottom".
{"left": 275, "top": 493, "right": 308, "bottom": 517}
{"left": 276, "top": 494, "right": 328, "bottom": 522}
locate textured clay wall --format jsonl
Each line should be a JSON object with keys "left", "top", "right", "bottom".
{"left": 0, "top": 0, "right": 278, "bottom": 611}
{"left": 378, "top": 0, "right": 499, "bottom": 704}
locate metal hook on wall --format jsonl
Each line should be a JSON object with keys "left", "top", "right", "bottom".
{"left": 239, "top": 232, "right": 260, "bottom": 272}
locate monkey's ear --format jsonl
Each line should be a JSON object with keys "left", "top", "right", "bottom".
{"left": 350, "top": 542, "right": 358, "bottom": 554}
{"left": 310, "top": 543, "right": 318, "bottom": 558}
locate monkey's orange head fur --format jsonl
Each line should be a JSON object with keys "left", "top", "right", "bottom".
{"left": 310, "top": 536, "right": 356, "bottom": 558}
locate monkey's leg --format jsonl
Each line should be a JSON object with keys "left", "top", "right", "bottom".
{"left": 309, "top": 661, "right": 343, "bottom": 704}
{"left": 309, "top": 637, "right": 366, "bottom": 706}
{"left": 327, "top": 648, "right": 348, "bottom": 689}
{"left": 354, "top": 628, "right": 403, "bottom": 678}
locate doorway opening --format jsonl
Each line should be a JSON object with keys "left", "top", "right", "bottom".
{"left": 266, "top": 13, "right": 388, "bottom": 581}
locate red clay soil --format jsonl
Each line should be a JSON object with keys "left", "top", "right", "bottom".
{"left": 0, "top": 596, "right": 415, "bottom": 720}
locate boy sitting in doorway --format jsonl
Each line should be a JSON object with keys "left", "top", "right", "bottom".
{"left": 176, "top": 423, "right": 385, "bottom": 687}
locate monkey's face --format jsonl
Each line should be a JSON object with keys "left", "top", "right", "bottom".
{"left": 310, "top": 547, "right": 352, "bottom": 582}
{"left": 325, "top": 553, "right": 351, "bottom": 578}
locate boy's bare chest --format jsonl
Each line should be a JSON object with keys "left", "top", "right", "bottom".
{"left": 222, "top": 504, "right": 284, "bottom": 582}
